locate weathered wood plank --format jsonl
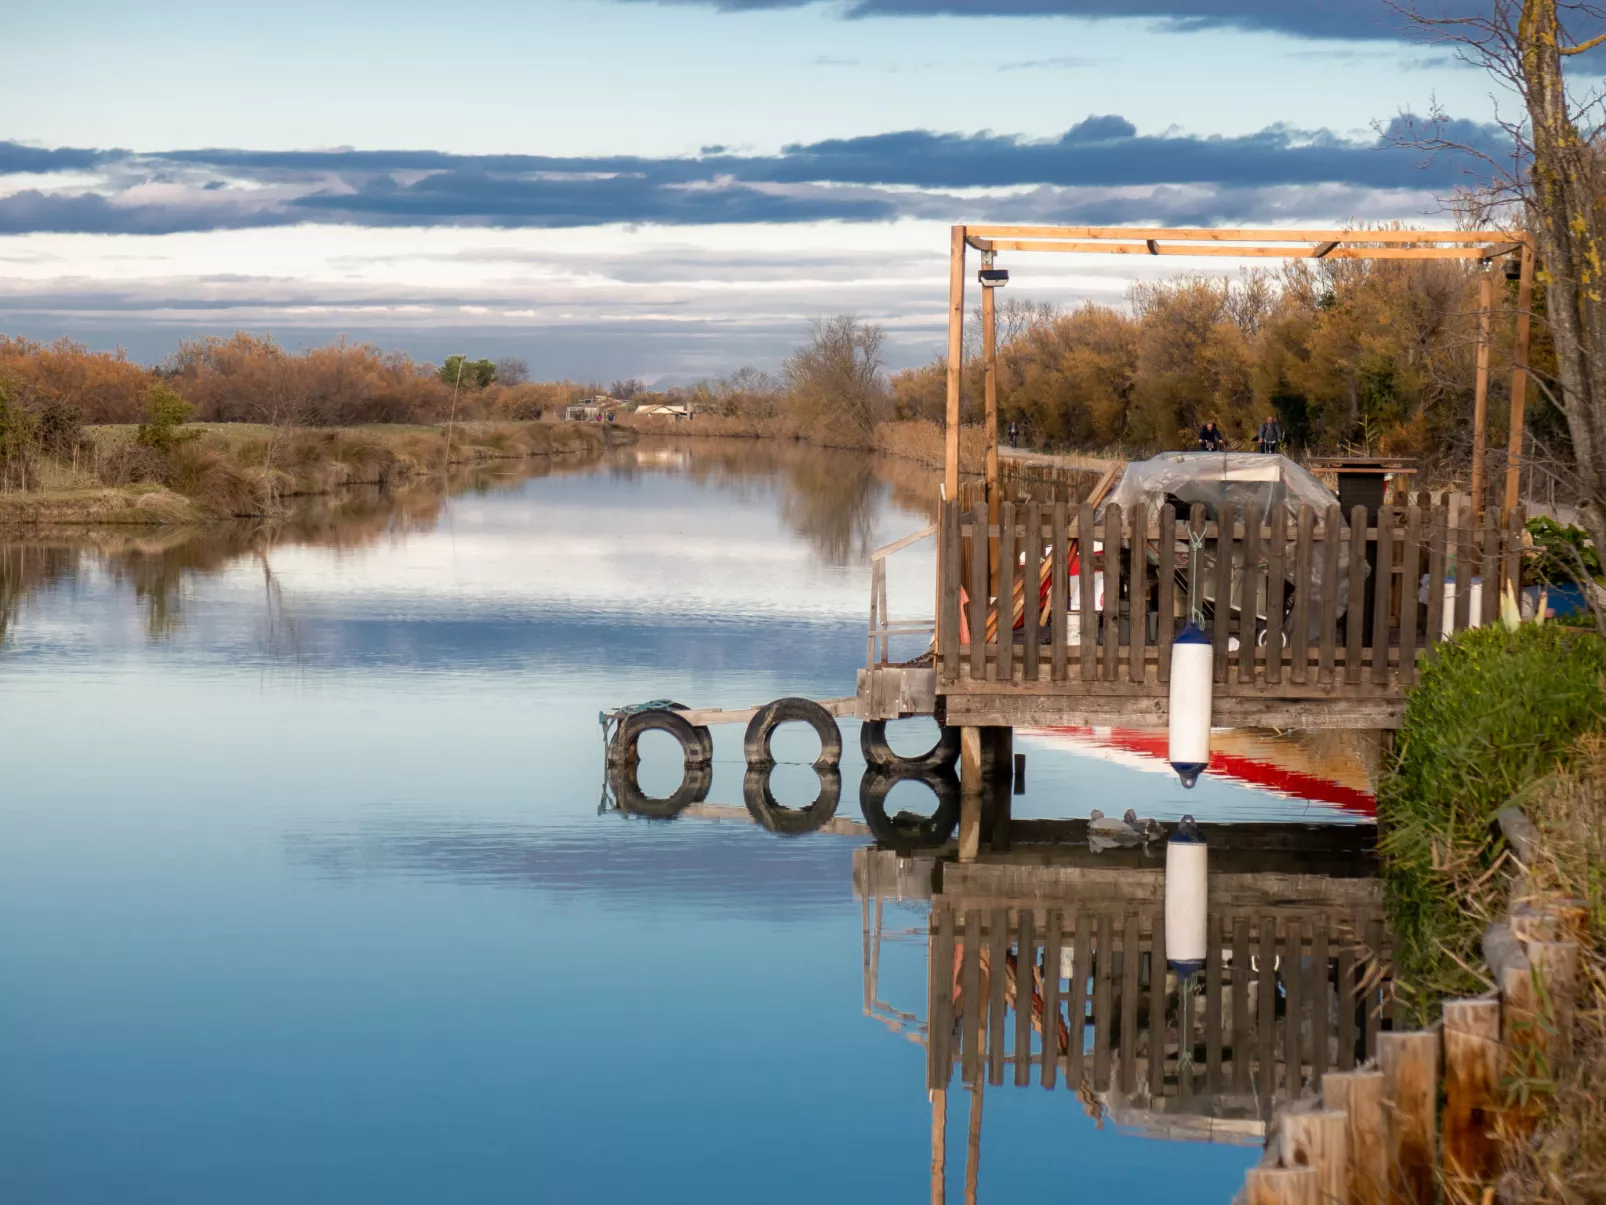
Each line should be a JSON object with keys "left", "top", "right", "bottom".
{"left": 1050, "top": 502, "right": 1068, "bottom": 683}
{"left": 1280, "top": 1110, "right": 1349, "bottom": 1205}
{"left": 1129, "top": 505, "right": 1147, "bottom": 685}
{"left": 1103, "top": 503, "right": 1123, "bottom": 682}
{"left": 996, "top": 501, "right": 1015, "bottom": 683}
{"left": 1285, "top": 915, "right": 1304, "bottom": 1097}
{"left": 1214, "top": 504, "right": 1236, "bottom": 683}
{"left": 1363, "top": 918, "right": 1384, "bottom": 1059}
{"left": 1157, "top": 503, "right": 1177, "bottom": 684}
{"left": 1243, "top": 1166, "right": 1318, "bottom": 1205}
{"left": 1265, "top": 505, "right": 1286, "bottom": 685}
{"left": 1206, "top": 912, "right": 1224, "bottom": 1091}
{"left": 1370, "top": 507, "right": 1393, "bottom": 686}
{"left": 1310, "top": 916, "right": 1329, "bottom": 1086}
{"left": 1336, "top": 933, "right": 1356, "bottom": 1070}
{"left": 1453, "top": 504, "right": 1473, "bottom": 632}
{"left": 1442, "top": 997, "right": 1500, "bottom": 1188}
{"left": 1503, "top": 505, "right": 1526, "bottom": 602}
{"left": 969, "top": 506, "right": 988, "bottom": 681}
{"left": 1379, "top": 1030, "right": 1439, "bottom": 1205}
{"left": 1023, "top": 501, "right": 1041, "bottom": 682}
{"left": 1322, "top": 1069, "right": 1386, "bottom": 1205}
{"left": 1318, "top": 504, "right": 1342, "bottom": 683}
{"left": 1078, "top": 503, "right": 1096, "bottom": 682}
{"left": 1345, "top": 506, "right": 1368, "bottom": 685}
{"left": 1239, "top": 500, "right": 1262, "bottom": 685}
{"left": 937, "top": 504, "right": 950, "bottom": 684}
{"left": 1425, "top": 503, "right": 1447, "bottom": 646}
{"left": 1398, "top": 506, "right": 1421, "bottom": 686}
{"left": 1291, "top": 506, "right": 1314, "bottom": 683}
{"left": 1259, "top": 915, "right": 1278, "bottom": 1105}
{"left": 1480, "top": 506, "right": 1500, "bottom": 625}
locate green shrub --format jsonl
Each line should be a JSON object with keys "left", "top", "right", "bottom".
{"left": 135, "top": 384, "right": 196, "bottom": 453}
{"left": 1380, "top": 621, "right": 1606, "bottom": 1019}
{"left": 1526, "top": 515, "right": 1604, "bottom": 586}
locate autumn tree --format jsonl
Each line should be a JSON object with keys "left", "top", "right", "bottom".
{"left": 783, "top": 314, "right": 888, "bottom": 434}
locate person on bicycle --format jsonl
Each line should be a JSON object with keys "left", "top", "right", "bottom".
{"left": 1198, "top": 419, "right": 1225, "bottom": 451}
{"left": 1256, "top": 414, "right": 1283, "bottom": 455}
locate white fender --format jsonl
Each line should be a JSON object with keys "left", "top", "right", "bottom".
{"left": 1168, "top": 622, "right": 1212, "bottom": 788}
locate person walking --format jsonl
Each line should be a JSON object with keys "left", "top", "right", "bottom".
{"left": 1256, "top": 414, "right": 1283, "bottom": 455}
{"left": 1197, "top": 419, "right": 1225, "bottom": 451}
{"left": 1008, "top": 420, "right": 1018, "bottom": 449}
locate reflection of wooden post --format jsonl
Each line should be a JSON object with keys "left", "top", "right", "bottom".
{"left": 958, "top": 728, "right": 982, "bottom": 862}
{"left": 944, "top": 226, "right": 967, "bottom": 501}
{"left": 930, "top": 1088, "right": 946, "bottom": 1205}
{"left": 1470, "top": 269, "right": 1493, "bottom": 517}
{"left": 1442, "top": 997, "right": 1500, "bottom": 1187}
{"left": 1379, "top": 1030, "right": 1439, "bottom": 1205}
{"left": 1504, "top": 241, "right": 1535, "bottom": 511}
{"left": 963, "top": 1079, "right": 983, "bottom": 1205}
{"left": 1323, "top": 1068, "right": 1386, "bottom": 1205}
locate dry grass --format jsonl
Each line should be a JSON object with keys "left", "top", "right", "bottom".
{"left": 1502, "top": 737, "right": 1606, "bottom": 1205}
{"left": 3, "top": 420, "right": 617, "bottom": 525}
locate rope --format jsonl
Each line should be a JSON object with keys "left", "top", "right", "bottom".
{"left": 1188, "top": 521, "right": 1208, "bottom": 628}
{"left": 599, "top": 698, "right": 683, "bottom": 750}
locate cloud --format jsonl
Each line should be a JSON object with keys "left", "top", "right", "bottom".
{"left": 614, "top": 0, "right": 1485, "bottom": 41}
{"left": 0, "top": 115, "right": 1504, "bottom": 237}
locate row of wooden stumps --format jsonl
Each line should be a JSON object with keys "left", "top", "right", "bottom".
{"left": 1236, "top": 808, "right": 1581, "bottom": 1205}
{"left": 956, "top": 727, "right": 1015, "bottom": 862}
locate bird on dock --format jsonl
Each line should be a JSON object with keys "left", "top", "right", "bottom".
{"left": 1087, "top": 808, "right": 1164, "bottom": 850}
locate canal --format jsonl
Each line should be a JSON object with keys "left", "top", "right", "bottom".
{"left": 0, "top": 436, "right": 1379, "bottom": 1204}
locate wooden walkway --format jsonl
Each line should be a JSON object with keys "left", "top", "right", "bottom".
{"left": 913, "top": 497, "right": 1529, "bottom": 730}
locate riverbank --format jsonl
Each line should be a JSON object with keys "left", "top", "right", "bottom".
{"left": 620, "top": 415, "right": 997, "bottom": 475}
{"left": 0, "top": 420, "right": 629, "bottom": 527}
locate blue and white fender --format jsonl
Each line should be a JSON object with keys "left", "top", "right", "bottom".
{"left": 1167, "top": 622, "right": 1212, "bottom": 788}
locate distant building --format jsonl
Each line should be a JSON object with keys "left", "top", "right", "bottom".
{"left": 564, "top": 395, "right": 623, "bottom": 422}
{"left": 634, "top": 403, "right": 694, "bottom": 420}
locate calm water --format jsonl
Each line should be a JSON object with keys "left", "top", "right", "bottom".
{"left": 0, "top": 437, "right": 1368, "bottom": 1204}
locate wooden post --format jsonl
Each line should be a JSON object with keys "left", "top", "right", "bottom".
{"left": 959, "top": 729, "right": 982, "bottom": 863}
{"left": 1322, "top": 1069, "right": 1386, "bottom": 1205}
{"left": 1504, "top": 241, "right": 1535, "bottom": 512}
{"left": 930, "top": 1088, "right": 946, "bottom": 1205}
{"left": 1442, "top": 997, "right": 1501, "bottom": 1188}
{"left": 963, "top": 1077, "right": 982, "bottom": 1205}
{"left": 944, "top": 225, "right": 966, "bottom": 500}
{"left": 1378, "top": 1030, "right": 1439, "bottom": 1205}
{"left": 1526, "top": 938, "right": 1581, "bottom": 1065}
{"left": 1244, "top": 1166, "right": 1318, "bottom": 1205}
{"left": 1281, "top": 1110, "right": 1349, "bottom": 1205}
{"left": 1471, "top": 268, "right": 1493, "bottom": 517}
{"left": 981, "top": 253, "right": 999, "bottom": 523}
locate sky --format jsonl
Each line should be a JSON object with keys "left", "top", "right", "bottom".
{"left": 0, "top": 0, "right": 1529, "bottom": 381}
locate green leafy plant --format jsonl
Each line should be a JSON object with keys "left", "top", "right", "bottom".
{"left": 134, "top": 384, "right": 196, "bottom": 453}
{"left": 1526, "top": 515, "right": 1604, "bottom": 586}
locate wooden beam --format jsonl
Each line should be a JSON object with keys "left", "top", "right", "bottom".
{"left": 1313, "top": 240, "right": 1339, "bottom": 258}
{"left": 984, "top": 240, "right": 1494, "bottom": 259}
{"left": 964, "top": 225, "right": 1521, "bottom": 243}
{"left": 945, "top": 225, "right": 966, "bottom": 499}
{"left": 1480, "top": 241, "right": 1524, "bottom": 260}
{"left": 982, "top": 255, "right": 999, "bottom": 527}
{"left": 1505, "top": 240, "right": 1535, "bottom": 511}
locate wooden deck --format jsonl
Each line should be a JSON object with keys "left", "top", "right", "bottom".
{"left": 896, "top": 497, "right": 1529, "bottom": 730}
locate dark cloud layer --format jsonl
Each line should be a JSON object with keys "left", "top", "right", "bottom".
{"left": 620, "top": 0, "right": 1485, "bottom": 40}
{"left": 0, "top": 111, "right": 1502, "bottom": 236}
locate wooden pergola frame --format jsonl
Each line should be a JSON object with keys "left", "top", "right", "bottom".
{"left": 942, "top": 225, "right": 1537, "bottom": 515}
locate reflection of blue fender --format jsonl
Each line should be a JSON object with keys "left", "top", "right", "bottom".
{"left": 744, "top": 697, "right": 842, "bottom": 769}
{"left": 742, "top": 765, "right": 842, "bottom": 836}
{"left": 860, "top": 719, "right": 960, "bottom": 773}
{"left": 608, "top": 706, "right": 713, "bottom": 767}
{"left": 859, "top": 768, "right": 960, "bottom": 850}
{"left": 607, "top": 761, "right": 712, "bottom": 821}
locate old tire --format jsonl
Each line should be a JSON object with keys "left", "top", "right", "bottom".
{"left": 861, "top": 719, "right": 960, "bottom": 773}
{"left": 742, "top": 765, "right": 842, "bottom": 836}
{"left": 743, "top": 697, "right": 842, "bottom": 769}
{"left": 860, "top": 768, "right": 961, "bottom": 850}
{"left": 608, "top": 706, "right": 713, "bottom": 767}
{"left": 607, "top": 761, "right": 712, "bottom": 821}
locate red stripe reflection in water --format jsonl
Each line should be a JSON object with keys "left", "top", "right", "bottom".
{"left": 1033, "top": 727, "right": 1377, "bottom": 819}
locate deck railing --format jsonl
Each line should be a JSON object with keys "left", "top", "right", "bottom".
{"left": 932, "top": 499, "right": 1529, "bottom": 696}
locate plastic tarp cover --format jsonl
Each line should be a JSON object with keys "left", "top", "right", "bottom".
{"left": 1098, "top": 452, "right": 1362, "bottom": 632}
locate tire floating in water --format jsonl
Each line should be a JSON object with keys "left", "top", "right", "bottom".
{"left": 606, "top": 705, "right": 714, "bottom": 768}
{"left": 743, "top": 696, "right": 842, "bottom": 769}
{"left": 860, "top": 718, "right": 960, "bottom": 773}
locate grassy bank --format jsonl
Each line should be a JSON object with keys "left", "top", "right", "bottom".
{"left": 0, "top": 420, "right": 625, "bottom": 526}
{"left": 1378, "top": 617, "right": 1606, "bottom": 1195}
{"left": 622, "top": 415, "right": 991, "bottom": 474}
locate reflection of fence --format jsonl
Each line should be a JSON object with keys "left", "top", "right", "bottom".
{"left": 925, "top": 499, "right": 1528, "bottom": 729}
{"left": 926, "top": 876, "right": 1392, "bottom": 1128}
